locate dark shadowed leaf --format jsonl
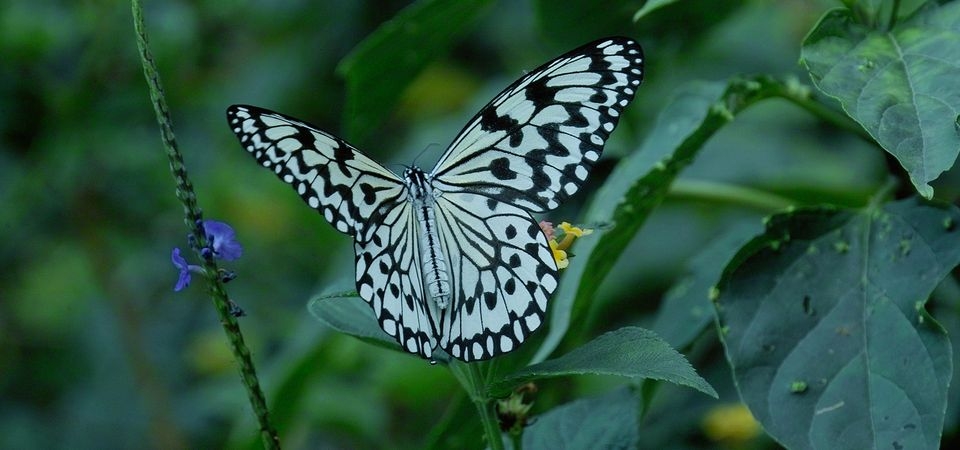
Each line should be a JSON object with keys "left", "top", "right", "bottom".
{"left": 533, "top": 0, "right": 643, "bottom": 50}
{"left": 801, "top": 3, "right": 960, "bottom": 198}
{"left": 716, "top": 197, "right": 957, "bottom": 450}
{"left": 491, "top": 326, "right": 716, "bottom": 398}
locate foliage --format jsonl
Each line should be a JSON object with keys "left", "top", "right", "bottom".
{"left": 4, "top": 0, "right": 960, "bottom": 449}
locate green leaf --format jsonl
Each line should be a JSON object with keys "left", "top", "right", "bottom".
{"left": 522, "top": 386, "right": 639, "bottom": 450}
{"left": 651, "top": 221, "right": 762, "bottom": 349}
{"left": 337, "top": 0, "right": 493, "bottom": 143}
{"left": 307, "top": 290, "right": 400, "bottom": 351}
{"left": 491, "top": 326, "right": 717, "bottom": 398}
{"left": 716, "top": 197, "right": 957, "bottom": 450}
{"left": 632, "top": 0, "right": 680, "bottom": 22}
{"left": 801, "top": 3, "right": 960, "bottom": 198}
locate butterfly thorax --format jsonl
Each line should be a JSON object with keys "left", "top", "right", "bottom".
{"left": 404, "top": 167, "right": 451, "bottom": 309}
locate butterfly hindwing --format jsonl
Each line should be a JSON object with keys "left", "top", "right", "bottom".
{"left": 227, "top": 105, "right": 406, "bottom": 236}
{"left": 430, "top": 37, "right": 644, "bottom": 213}
{"left": 354, "top": 202, "right": 438, "bottom": 359}
{"left": 432, "top": 193, "right": 557, "bottom": 361}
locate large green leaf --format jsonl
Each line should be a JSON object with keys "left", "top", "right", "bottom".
{"left": 490, "top": 326, "right": 716, "bottom": 398}
{"left": 801, "top": 2, "right": 960, "bottom": 198}
{"left": 521, "top": 386, "right": 639, "bottom": 450}
{"left": 716, "top": 197, "right": 957, "bottom": 450}
{"left": 337, "top": 0, "right": 493, "bottom": 143}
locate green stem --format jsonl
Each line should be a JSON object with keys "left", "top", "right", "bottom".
{"left": 510, "top": 431, "right": 523, "bottom": 450}
{"left": 867, "top": 176, "right": 899, "bottom": 210}
{"left": 668, "top": 179, "right": 794, "bottom": 213}
{"left": 131, "top": 1, "right": 280, "bottom": 448}
{"left": 769, "top": 78, "right": 874, "bottom": 144}
{"left": 450, "top": 362, "right": 504, "bottom": 450}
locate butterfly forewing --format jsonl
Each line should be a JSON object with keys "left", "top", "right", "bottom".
{"left": 227, "top": 105, "right": 406, "bottom": 236}
{"left": 430, "top": 37, "right": 644, "bottom": 213}
{"left": 226, "top": 37, "right": 644, "bottom": 362}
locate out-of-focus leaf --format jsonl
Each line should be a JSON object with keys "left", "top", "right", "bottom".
{"left": 490, "top": 327, "right": 716, "bottom": 398}
{"left": 651, "top": 221, "right": 762, "bottom": 349}
{"left": 716, "top": 197, "right": 957, "bottom": 450}
{"left": 522, "top": 386, "right": 639, "bottom": 450}
{"left": 307, "top": 290, "right": 399, "bottom": 351}
{"left": 533, "top": 0, "right": 643, "bottom": 49}
{"left": 801, "top": 2, "right": 960, "bottom": 198}
{"left": 337, "top": 0, "right": 493, "bottom": 143}
{"left": 632, "top": 0, "right": 680, "bottom": 22}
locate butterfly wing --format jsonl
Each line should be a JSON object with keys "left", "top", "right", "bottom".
{"left": 426, "top": 38, "right": 643, "bottom": 360}
{"left": 227, "top": 105, "right": 406, "bottom": 236}
{"left": 432, "top": 192, "right": 557, "bottom": 361}
{"left": 430, "top": 37, "right": 644, "bottom": 212}
{"left": 227, "top": 105, "right": 437, "bottom": 357}
{"left": 354, "top": 202, "right": 439, "bottom": 359}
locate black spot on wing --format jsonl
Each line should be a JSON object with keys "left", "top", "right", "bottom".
{"left": 480, "top": 108, "right": 520, "bottom": 132}
{"left": 524, "top": 77, "right": 560, "bottom": 103}
{"left": 504, "top": 278, "right": 516, "bottom": 295}
{"left": 489, "top": 157, "right": 517, "bottom": 181}
{"left": 505, "top": 224, "right": 517, "bottom": 239}
{"left": 483, "top": 292, "right": 497, "bottom": 310}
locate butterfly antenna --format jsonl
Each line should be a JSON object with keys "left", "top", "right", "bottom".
{"left": 412, "top": 143, "right": 442, "bottom": 168}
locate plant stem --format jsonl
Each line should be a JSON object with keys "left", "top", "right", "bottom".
{"left": 450, "top": 362, "right": 504, "bottom": 450}
{"left": 668, "top": 179, "right": 794, "bottom": 212}
{"left": 470, "top": 363, "right": 505, "bottom": 450}
{"left": 769, "top": 79, "right": 874, "bottom": 144}
{"left": 867, "top": 176, "right": 899, "bottom": 210}
{"left": 510, "top": 431, "right": 523, "bottom": 450}
{"left": 131, "top": 1, "right": 280, "bottom": 448}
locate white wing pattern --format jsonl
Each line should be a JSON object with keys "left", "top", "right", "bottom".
{"left": 226, "top": 37, "right": 644, "bottom": 361}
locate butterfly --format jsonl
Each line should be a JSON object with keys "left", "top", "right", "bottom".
{"left": 226, "top": 37, "right": 644, "bottom": 361}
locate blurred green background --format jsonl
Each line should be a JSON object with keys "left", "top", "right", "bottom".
{"left": 1, "top": 0, "right": 931, "bottom": 448}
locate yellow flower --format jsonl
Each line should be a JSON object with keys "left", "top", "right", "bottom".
{"left": 702, "top": 403, "right": 760, "bottom": 445}
{"left": 544, "top": 221, "right": 593, "bottom": 270}
{"left": 549, "top": 239, "right": 569, "bottom": 269}
{"left": 558, "top": 221, "right": 592, "bottom": 238}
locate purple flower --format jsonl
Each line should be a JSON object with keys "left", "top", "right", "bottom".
{"left": 203, "top": 220, "right": 243, "bottom": 261}
{"left": 172, "top": 247, "right": 194, "bottom": 291}
{"left": 172, "top": 219, "right": 243, "bottom": 292}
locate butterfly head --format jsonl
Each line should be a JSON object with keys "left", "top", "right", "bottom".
{"left": 403, "top": 166, "right": 433, "bottom": 202}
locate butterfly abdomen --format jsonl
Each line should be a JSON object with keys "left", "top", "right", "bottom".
{"left": 405, "top": 168, "right": 451, "bottom": 309}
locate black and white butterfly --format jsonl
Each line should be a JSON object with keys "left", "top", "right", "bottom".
{"left": 226, "top": 37, "right": 644, "bottom": 361}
